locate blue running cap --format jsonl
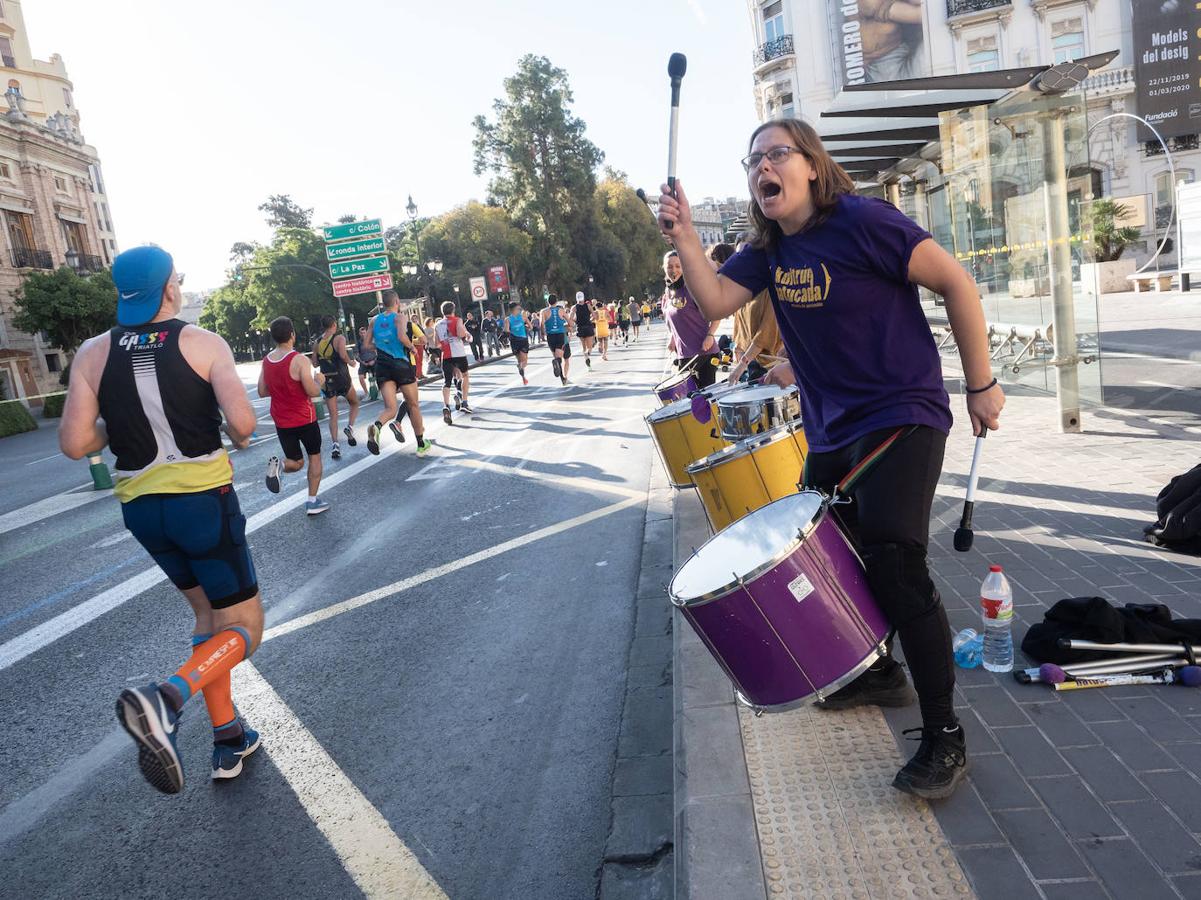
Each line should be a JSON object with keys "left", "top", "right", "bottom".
{"left": 113, "top": 245, "right": 174, "bottom": 326}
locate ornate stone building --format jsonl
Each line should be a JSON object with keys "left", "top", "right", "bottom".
{"left": 0, "top": 0, "right": 115, "bottom": 404}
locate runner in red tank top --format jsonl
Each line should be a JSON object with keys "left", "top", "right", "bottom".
{"left": 256, "top": 317, "right": 329, "bottom": 514}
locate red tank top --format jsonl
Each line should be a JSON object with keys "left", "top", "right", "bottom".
{"left": 262, "top": 350, "right": 315, "bottom": 429}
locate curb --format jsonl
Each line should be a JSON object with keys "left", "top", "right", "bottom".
{"left": 600, "top": 442, "right": 676, "bottom": 899}
{"left": 671, "top": 486, "right": 767, "bottom": 900}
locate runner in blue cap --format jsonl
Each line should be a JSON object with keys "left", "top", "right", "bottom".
{"left": 60, "top": 245, "right": 265, "bottom": 793}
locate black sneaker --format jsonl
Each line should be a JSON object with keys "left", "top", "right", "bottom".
{"left": 330, "top": 441, "right": 341, "bottom": 460}
{"left": 442, "top": 406, "right": 452, "bottom": 426}
{"left": 814, "top": 658, "right": 916, "bottom": 710}
{"left": 389, "top": 421, "right": 405, "bottom": 443}
{"left": 892, "top": 725, "right": 969, "bottom": 800}
{"left": 343, "top": 426, "right": 357, "bottom": 447}
{"left": 552, "top": 357, "right": 562, "bottom": 379}
{"left": 367, "top": 423, "right": 380, "bottom": 456}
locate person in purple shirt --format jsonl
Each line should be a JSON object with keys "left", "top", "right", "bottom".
{"left": 657, "top": 118, "right": 1005, "bottom": 801}
{"left": 661, "top": 250, "right": 721, "bottom": 388}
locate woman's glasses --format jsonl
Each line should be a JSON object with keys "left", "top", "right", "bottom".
{"left": 741, "top": 146, "right": 803, "bottom": 172}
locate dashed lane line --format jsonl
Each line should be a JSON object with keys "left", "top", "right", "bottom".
{"left": 232, "top": 662, "right": 448, "bottom": 899}
{"left": 0, "top": 488, "right": 111, "bottom": 538}
{"left": 260, "top": 494, "right": 644, "bottom": 644}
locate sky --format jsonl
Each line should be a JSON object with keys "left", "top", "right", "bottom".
{"left": 22, "top": 0, "right": 759, "bottom": 290}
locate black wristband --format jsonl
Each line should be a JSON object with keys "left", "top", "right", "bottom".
{"left": 966, "top": 377, "right": 998, "bottom": 395}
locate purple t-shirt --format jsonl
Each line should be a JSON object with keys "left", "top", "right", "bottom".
{"left": 661, "top": 284, "right": 711, "bottom": 358}
{"left": 719, "top": 194, "right": 951, "bottom": 453}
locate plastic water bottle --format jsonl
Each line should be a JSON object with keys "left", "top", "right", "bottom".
{"left": 981, "top": 565, "right": 1014, "bottom": 672}
{"left": 953, "top": 628, "right": 983, "bottom": 669}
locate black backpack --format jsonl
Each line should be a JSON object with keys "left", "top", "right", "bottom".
{"left": 1144, "top": 463, "right": 1201, "bottom": 554}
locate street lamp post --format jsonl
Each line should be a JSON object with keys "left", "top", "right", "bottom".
{"left": 239, "top": 263, "right": 344, "bottom": 332}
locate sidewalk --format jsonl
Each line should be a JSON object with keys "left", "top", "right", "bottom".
{"left": 672, "top": 369, "right": 1201, "bottom": 899}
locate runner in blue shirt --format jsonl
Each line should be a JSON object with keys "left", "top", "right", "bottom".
{"left": 541, "top": 294, "right": 571, "bottom": 386}
{"left": 503, "top": 301, "right": 532, "bottom": 385}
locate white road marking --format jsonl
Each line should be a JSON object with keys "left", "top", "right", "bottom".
{"left": 232, "top": 662, "right": 447, "bottom": 899}
{"left": 0, "top": 367, "right": 540, "bottom": 673}
{"left": 24, "top": 453, "right": 62, "bottom": 466}
{"left": 261, "top": 495, "right": 644, "bottom": 643}
{"left": 1138, "top": 379, "right": 1186, "bottom": 390}
{"left": 89, "top": 531, "right": 132, "bottom": 550}
{"left": 0, "top": 489, "right": 111, "bottom": 538}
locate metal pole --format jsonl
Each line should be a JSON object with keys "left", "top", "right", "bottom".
{"left": 1042, "top": 108, "right": 1081, "bottom": 433}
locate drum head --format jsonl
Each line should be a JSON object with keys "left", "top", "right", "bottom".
{"left": 671, "top": 492, "right": 824, "bottom": 604}
{"left": 656, "top": 370, "right": 692, "bottom": 391}
{"left": 716, "top": 383, "right": 785, "bottom": 409}
{"left": 646, "top": 395, "right": 693, "bottom": 424}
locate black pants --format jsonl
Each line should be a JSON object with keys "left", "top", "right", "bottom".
{"left": 469, "top": 337, "right": 483, "bottom": 361}
{"left": 677, "top": 354, "right": 718, "bottom": 389}
{"left": 803, "top": 425, "right": 956, "bottom": 729}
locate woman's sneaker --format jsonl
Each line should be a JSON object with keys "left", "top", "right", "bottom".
{"left": 116, "top": 684, "right": 184, "bottom": 794}
{"left": 342, "top": 426, "right": 357, "bottom": 447}
{"left": 305, "top": 498, "right": 330, "bottom": 516}
{"left": 389, "top": 421, "right": 405, "bottom": 443}
{"left": 265, "top": 457, "right": 282, "bottom": 493}
{"left": 892, "top": 724, "right": 968, "bottom": 800}
{"left": 814, "top": 657, "right": 916, "bottom": 710}
{"left": 212, "top": 728, "right": 262, "bottom": 781}
{"left": 442, "top": 406, "right": 453, "bottom": 425}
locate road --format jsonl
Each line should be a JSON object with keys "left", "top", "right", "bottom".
{"left": 0, "top": 330, "right": 668, "bottom": 900}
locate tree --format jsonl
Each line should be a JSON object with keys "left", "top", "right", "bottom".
{"left": 592, "top": 174, "right": 666, "bottom": 298}
{"left": 258, "top": 194, "right": 313, "bottom": 229}
{"left": 473, "top": 55, "right": 604, "bottom": 298}
{"left": 417, "top": 202, "right": 534, "bottom": 310}
{"left": 199, "top": 284, "right": 257, "bottom": 353}
{"left": 1088, "top": 199, "right": 1142, "bottom": 263}
{"left": 12, "top": 267, "right": 117, "bottom": 382}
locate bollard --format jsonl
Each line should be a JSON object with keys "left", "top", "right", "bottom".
{"left": 368, "top": 375, "right": 378, "bottom": 401}
{"left": 314, "top": 398, "right": 327, "bottom": 420}
{"left": 88, "top": 454, "right": 113, "bottom": 490}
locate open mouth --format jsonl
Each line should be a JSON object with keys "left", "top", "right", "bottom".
{"left": 759, "top": 180, "right": 782, "bottom": 201}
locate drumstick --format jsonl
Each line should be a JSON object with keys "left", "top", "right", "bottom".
{"left": 663, "top": 53, "right": 687, "bottom": 230}
{"left": 953, "top": 432, "right": 986, "bottom": 552}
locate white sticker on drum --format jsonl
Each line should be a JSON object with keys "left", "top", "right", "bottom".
{"left": 788, "top": 573, "right": 815, "bottom": 603}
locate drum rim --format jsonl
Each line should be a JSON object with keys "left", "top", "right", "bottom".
{"left": 645, "top": 398, "right": 695, "bottom": 424}
{"left": 685, "top": 421, "right": 804, "bottom": 472}
{"left": 668, "top": 491, "right": 827, "bottom": 607}
{"left": 655, "top": 370, "right": 697, "bottom": 392}
{"left": 732, "top": 648, "right": 884, "bottom": 712}
{"left": 716, "top": 383, "right": 798, "bottom": 408}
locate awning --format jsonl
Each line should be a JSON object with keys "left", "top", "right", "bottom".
{"left": 825, "top": 142, "right": 927, "bottom": 158}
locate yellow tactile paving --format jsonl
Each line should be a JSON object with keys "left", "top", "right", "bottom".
{"left": 739, "top": 703, "right": 975, "bottom": 899}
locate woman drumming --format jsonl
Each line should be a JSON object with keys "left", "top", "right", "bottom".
{"left": 657, "top": 119, "right": 1004, "bottom": 800}
{"left": 661, "top": 250, "right": 721, "bottom": 389}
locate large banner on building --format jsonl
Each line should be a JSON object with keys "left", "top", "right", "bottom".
{"left": 830, "top": 0, "right": 928, "bottom": 88}
{"left": 1132, "top": 0, "right": 1201, "bottom": 140}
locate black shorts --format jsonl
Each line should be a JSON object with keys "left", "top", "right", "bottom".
{"left": 375, "top": 353, "right": 416, "bottom": 387}
{"left": 320, "top": 370, "right": 351, "bottom": 399}
{"left": 276, "top": 421, "right": 321, "bottom": 461}
{"left": 510, "top": 336, "right": 530, "bottom": 355}
{"left": 121, "top": 485, "right": 258, "bottom": 609}
{"left": 577, "top": 326, "right": 595, "bottom": 339}
{"left": 547, "top": 333, "right": 567, "bottom": 352}
{"left": 442, "top": 357, "right": 469, "bottom": 386}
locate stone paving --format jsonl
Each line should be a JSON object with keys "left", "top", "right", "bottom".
{"left": 672, "top": 366, "right": 1201, "bottom": 899}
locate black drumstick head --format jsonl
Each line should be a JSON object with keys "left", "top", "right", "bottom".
{"left": 636, "top": 188, "right": 647, "bottom": 203}
{"left": 953, "top": 527, "right": 974, "bottom": 553}
{"left": 669, "top": 53, "right": 687, "bottom": 82}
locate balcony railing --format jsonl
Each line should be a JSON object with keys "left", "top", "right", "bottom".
{"left": 753, "top": 35, "right": 794, "bottom": 68}
{"left": 10, "top": 247, "right": 52, "bottom": 269}
{"left": 946, "top": 0, "right": 1010, "bottom": 17}
{"left": 76, "top": 253, "right": 105, "bottom": 273}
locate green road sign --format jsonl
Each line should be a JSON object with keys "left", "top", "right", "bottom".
{"left": 329, "top": 255, "right": 389, "bottom": 280}
{"left": 325, "top": 236, "right": 386, "bottom": 262}
{"left": 323, "top": 218, "right": 382, "bottom": 243}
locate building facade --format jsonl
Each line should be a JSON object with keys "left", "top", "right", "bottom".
{"left": 744, "top": 0, "right": 1188, "bottom": 273}
{"left": 0, "top": 0, "right": 116, "bottom": 404}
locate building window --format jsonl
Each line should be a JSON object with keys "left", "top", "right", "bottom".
{"left": 762, "top": 1, "right": 785, "bottom": 43}
{"left": 0, "top": 162, "right": 10, "bottom": 179}
{"left": 62, "top": 88, "right": 72, "bottom": 109}
{"left": 0, "top": 37, "right": 13, "bottom": 69}
{"left": 45, "top": 353, "right": 61, "bottom": 374}
{"left": 966, "top": 35, "right": 1000, "bottom": 72}
{"left": 1154, "top": 169, "right": 1195, "bottom": 228}
{"left": 60, "top": 219, "right": 86, "bottom": 256}
{"left": 779, "top": 92, "right": 795, "bottom": 118}
{"left": 53, "top": 175, "right": 67, "bottom": 193}
{"left": 7, "top": 211, "right": 34, "bottom": 250}
{"left": 1051, "top": 17, "right": 1085, "bottom": 64}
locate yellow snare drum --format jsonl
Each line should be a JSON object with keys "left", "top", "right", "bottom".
{"left": 686, "top": 422, "right": 809, "bottom": 531}
{"left": 645, "top": 396, "right": 729, "bottom": 488}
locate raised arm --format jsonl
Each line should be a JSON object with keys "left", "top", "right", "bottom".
{"left": 206, "top": 334, "right": 257, "bottom": 444}
{"left": 657, "top": 180, "right": 753, "bottom": 321}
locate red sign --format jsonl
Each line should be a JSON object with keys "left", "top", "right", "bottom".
{"left": 488, "top": 265, "right": 509, "bottom": 292}
{"left": 332, "top": 272, "right": 394, "bottom": 298}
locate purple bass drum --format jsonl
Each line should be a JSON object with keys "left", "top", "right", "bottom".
{"left": 654, "top": 369, "right": 699, "bottom": 406}
{"left": 669, "top": 491, "right": 890, "bottom": 711}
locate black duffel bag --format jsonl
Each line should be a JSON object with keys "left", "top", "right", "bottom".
{"left": 1144, "top": 463, "right": 1201, "bottom": 555}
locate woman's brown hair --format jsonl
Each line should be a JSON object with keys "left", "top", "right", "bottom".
{"left": 746, "top": 118, "right": 855, "bottom": 252}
